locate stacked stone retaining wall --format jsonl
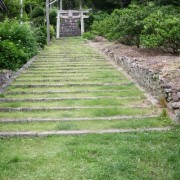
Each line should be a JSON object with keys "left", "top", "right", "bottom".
{"left": 103, "top": 48, "right": 180, "bottom": 122}
{"left": 0, "top": 70, "right": 14, "bottom": 86}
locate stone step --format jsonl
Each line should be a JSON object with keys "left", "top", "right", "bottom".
{"left": 5, "top": 89, "right": 130, "bottom": 95}
{"left": 14, "top": 78, "right": 124, "bottom": 82}
{"left": 0, "top": 96, "right": 141, "bottom": 102}
{"left": 25, "top": 68, "right": 115, "bottom": 71}
{"left": 30, "top": 64, "right": 109, "bottom": 67}
{"left": 22, "top": 70, "right": 116, "bottom": 74}
{"left": 0, "top": 115, "right": 158, "bottom": 123}
{"left": 0, "top": 105, "right": 150, "bottom": 112}
{"left": 10, "top": 83, "right": 134, "bottom": 88}
{"left": 0, "top": 127, "right": 171, "bottom": 137}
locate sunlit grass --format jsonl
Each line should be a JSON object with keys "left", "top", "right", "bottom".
{"left": 0, "top": 128, "right": 179, "bottom": 179}
{"left": 0, "top": 117, "right": 171, "bottom": 132}
{"left": 0, "top": 107, "right": 157, "bottom": 119}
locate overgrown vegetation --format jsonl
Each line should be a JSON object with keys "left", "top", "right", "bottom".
{"left": 0, "top": 0, "right": 56, "bottom": 71}
{"left": 86, "top": 2, "right": 180, "bottom": 54}
{"left": 0, "top": 19, "right": 37, "bottom": 70}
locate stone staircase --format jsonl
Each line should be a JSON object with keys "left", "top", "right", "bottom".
{"left": 60, "top": 18, "right": 81, "bottom": 37}
{"left": 0, "top": 38, "right": 171, "bottom": 137}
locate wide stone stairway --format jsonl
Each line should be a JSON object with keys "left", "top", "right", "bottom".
{"left": 0, "top": 38, "right": 170, "bottom": 137}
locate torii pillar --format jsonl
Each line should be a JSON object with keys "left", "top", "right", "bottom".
{"left": 56, "top": 0, "right": 62, "bottom": 38}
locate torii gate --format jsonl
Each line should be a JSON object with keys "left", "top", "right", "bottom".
{"left": 56, "top": 0, "right": 89, "bottom": 38}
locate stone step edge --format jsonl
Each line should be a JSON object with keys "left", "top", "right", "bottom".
{"left": 32, "top": 64, "right": 107, "bottom": 66}
{"left": 19, "top": 75, "right": 120, "bottom": 78}
{"left": 28, "top": 66, "right": 115, "bottom": 69}
{"left": 14, "top": 78, "right": 125, "bottom": 82}
{"left": 0, "top": 105, "right": 151, "bottom": 112}
{"left": 0, "top": 127, "right": 171, "bottom": 137}
{"left": 23, "top": 70, "right": 115, "bottom": 73}
{"left": 10, "top": 83, "right": 134, "bottom": 88}
{"left": 6, "top": 89, "right": 137, "bottom": 95}
{"left": 0, "top": 96, "right": 141, "bottom": 102}
{"left": 0, "top": 115, "right": 158, "bottom": 123}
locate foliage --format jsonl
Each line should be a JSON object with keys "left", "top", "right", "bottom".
{"left": 141, "top": 7, "right": 180, "bottom": 54}
{"left": 0, "top": 40, "right": 27, "bottom": 70}
{"left": 90, "top": 3, "right": 180, "bottom": 54}
{"left": 33, "top": 26, "right": 47, "bottom": 48}
{"left": 50, "top": 25, "right": 55, "bottom": 39}
{"left": 0, "top": 19, "right": 37, "bottom": 70}
{"left": 30, "top": 6, "right": 45, "bottom": 19}
{"left": 85, "top": 11, "right": 110, "bottom": 32}
{"left": 0, "top": 0, "right": 21, "bottom": 20}
{"left": 32, "top": 16, "right": 45, "bottom": 26}
{"left": 83, "top": 32, "right": 95, "bottom": 40}
{"left": 49, "top": 8, "right": 57, "bottom": 27}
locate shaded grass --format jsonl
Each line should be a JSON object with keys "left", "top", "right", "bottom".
{"left": 0, "top": 107, "right": 157, "bottom": 119}
{"left": 4, "top": 90, "right": 144, "bottom": 99}
{"left": 0, "top": 117, "right": 171, "bottom": 132}
{"left": 0, "top": 128, "right": 179, "bottom": 179}
{"left": 12, "top": 79, "right": 130, "bottom": 86}
{"left": 6, "top": 83, "right": 137, "bottom": 92}
{"left": 0, "top": 98, "right": 150, "bottom": 108}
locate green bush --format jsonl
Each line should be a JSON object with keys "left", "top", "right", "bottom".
{"left": 0, "top": 19, "right": 37, "bottom": 58}
{"left": 90, "top": 3, "right": 180, "bottom": 53}
{"left": 141, "top": 8, "right": 180, "bottom": 54}
{"left": 33, "top": 16, "right": 45, "bottom": 26}
{"left": 0, "top": 40, "right": 27, "bottom": 70}
{"left": 85, "top": 11, "right": 110, "bottom": 32}
{"left": 0, "top": 19, "right": 38, "bottom": 70}
{"left": 83, "top": 32, "right": 95, "bottom": 40}
{"left": 31, "top": 7, "right": 45, "bottom": 19}
{"left": 50, "top": 9, "right": 57, "bottom": 27}
{"left": 50, "top": 25, "right": 55, "bottom": 39}
{"left": 33, "top": 26, "right": 47, "bottom": 48}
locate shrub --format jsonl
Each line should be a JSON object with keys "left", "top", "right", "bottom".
{"left": 85, "top": 11, "right": 110, "bottom": 32}
{"left": 83, "top": 32, "right": 95, "bottom": 40}
{"left": 0, "top": 40, "right": 27, "bottom": 70}
{"left": 31, "top": 7, "right": 45, "bottom": 19}
{"left": 0, "top": 19, "right": 37, "bottom": 58}
{"left": 33, "top": 26, "right": 47, "bottom": 48}
{"left": 0, "top": 19, "right": 37, "bottom": 70}
{"left": 50, "top": 25, "right": 55, "bottom": 39}
{"left": 32, "top": 16, "right": 45, "bottom": 26}
{"left": 49, "top": 9, "right": 57, "bottom": 27}
{"left": 141, "top": 8, "right": 180, "bottom": 54}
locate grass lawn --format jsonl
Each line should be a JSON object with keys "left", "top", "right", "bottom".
{"left": 0, "top": 127, "right": 179, "bottom": 179}
{"left": 0, "top": 117, "right": 171, "bottom": 132}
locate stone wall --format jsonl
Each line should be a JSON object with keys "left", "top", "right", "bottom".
{"left": 0, "top": 70, "right": 14, "bottom": 86}
{"left": 103, "top": 48, "right": 180, "bottom": 122}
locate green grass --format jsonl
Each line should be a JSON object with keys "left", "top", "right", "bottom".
{"left": 0, "top": 37, "right": 175, "bottom": 179}
{"left": 0, "top": 107, "right": 157, "bottom": 119}
{"left": 6, "top": 83, "right": 137, "bottom": 92}
{"left": 0, "top": 128, "right": 179, "bottom": 179}
{"left": 0, "top": 117, "right": 171, "bottom": 132}
{"left": 12, "top": 79, "right": 129, "bottom": 86}
{"left": 4, "top": 90, "right": 144, "bottom": 99}
{"left": 0, "top": 98, "right": 150, "bottom": 108}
